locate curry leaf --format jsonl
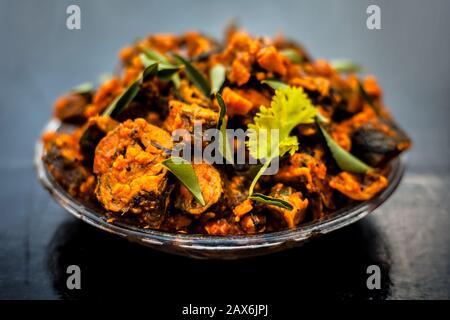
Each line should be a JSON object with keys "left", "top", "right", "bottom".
{"left": 249, "top": 193, "right": 294, "bottom": 210}
{"left": 172, "top": 53, "right": 210, "bottom": 96}
{"left": 140, "top": 54, "right": 181, "bottom": 79}
{"left": 141, "top": 62, "right": 159, "bottom": 81}
{"left": 141, "top": 47, "right": 169, "bottom": 62}
{"left": 103, "top": 63, "right": 158, "bottom": 118}
{"left": 280, "top": 49, "right": 303, "bottom": 64}
{"left": 140, "top": 51, "right": 181, "bottom": 89}
{"left": 317, "top": 120, "right": 372, "bottom": 174}
{"left": 261, "top": 79, "right": 288, "bottom": 90}
{"left": 331, "top": 59, "right": 363, "bottom": 73}
{"left": 215, "top": 93, "right": 234, "bottom": 164}
{"left": 102, "top": 80, "right": 140, "bottom": 118}
{"left": 98, "top": 73, "right": 113, "bottom": 84}
{"left": 71, "top": 82, "right": 94, "bottom": 94}
{"left": 358, "top": 81, "right": 382, "bottom": 115}
{"left": 210, "top": 63, "right": 226, "bottom": 94}
{"left": 161, "top": 157, "right": 205, "bottom": 206}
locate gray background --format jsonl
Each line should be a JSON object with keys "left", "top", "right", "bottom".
{"left": 0, "top": 0, "right": 449, "bottom": 299}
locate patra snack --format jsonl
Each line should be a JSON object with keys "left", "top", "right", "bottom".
{"left": 42, "top": 28, "right": 411, "bottom": 235}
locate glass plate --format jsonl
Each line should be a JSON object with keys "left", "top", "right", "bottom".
{"left": 35, "top": 119, "right": 405, "bottom": 259}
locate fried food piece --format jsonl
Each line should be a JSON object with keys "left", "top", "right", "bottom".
{"left": 351, "top": 121, "right": 411, "bottom": 167}
{"left": 224, "top": 175, "right": 249, "bottom": 208}
{"left": 164, "top": 100, "right": 218, "bottom": 133}
{"left": 178, "top": 79, "right": 211, "bottom": 107}
{"left": 42, "top": 131, "right": 95, "bottom": 200}
{"left": 94, "top": 118, "right": 173, "bottom": 227}
{"left": 86, "top": 78, "right": 123, "bottom": 117}
{"left": 233, "top": 199, "right": 253, "bottom": 220}
{"left": 275, "top": 153, "right": 327, "bottom": 191}
{"left": 257, "top": 46, "right": 288, "bottom": 76}
{"left": 331, "top": 106, "right": 411, "bottom": 165}
{"left": 79, "top": 116, "right": 119, "bottom": 165}
{"left": 162, "top": 213, "right": 193, "bottom": 233}
{"left": 221, "top": 31, "right": 261, "bottom": 86}
{"left": 54, "top": 91, "right": 92, "bottom": 124}
{"left": 205, "top": 218, "right": 241, "bottom": 235}
{"left": 174, "top": 163, "right": 223, "bottom": 215}
{"left": 221, "top": 87, "right": 254, "bottom": 117}
{"left": 239, "top": 213, "right": 266, "bottom": 234}
{"left": 228, "top": 52, "right": 252, "bottom": 86}
{"left": 183, "top": 31, "right": 215, "bottom": 58}
{"left": 329, "top": 171, "right": 388, "bottom": 201}
{"left": 267, "top": 183, "right": 309, "bottom": 228}
{"left": 274, "top": 152, "right": 335, "bottom": 212}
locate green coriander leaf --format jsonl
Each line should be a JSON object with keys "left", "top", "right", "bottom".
{"left": 172, "top": 53, "right": 210, "bottom": 96}
{"left": 247, "top": 86, "right": 317, "bottom": 161}
{"left": 248, "top": 157, "right": 274, "bottom": 195}
{"left": 247, "top": 86, "right": 317, "bottom": 197}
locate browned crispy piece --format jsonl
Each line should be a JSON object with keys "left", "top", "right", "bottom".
{"left": 220, "top": 87, "right": 254, "bottom": 117}
{"left": 164, "top": 100, "right": 219, "bottom": 133}
{"left": 225, "top": 175, "right": 249, "bottom": 208}
{"left": 205, "top": 218, "right": 242, "bottom": 235}
{"left": 267, "top": 183, "right": 309, "bottom": 228}
{"left": 54, "top": 91, "right": 92, "bottom": 124}
{"left": 239, "top": 213, "right": 266, "bottom": 234}
{"left": 85, "top": 78, "right": 123, "bottom": 117}
{"left": 42, "top": 131, "right": 95, "bottom": 200}
{"left": 93, "top": 118, "right": 173, "bottom": 227}
{"left": 257, "top": 46, "right": 288, "bottom": 76}
{"left": 329, "top": 171, "right": 388, "bottom": 201}
{"left": 79, "top": 116, "right": 119, "bottom": 165}
{"left": 274, "top": 152, "right": 335, "bottom": 218}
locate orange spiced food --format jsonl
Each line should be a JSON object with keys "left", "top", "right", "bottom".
{"left": 42, "top": 28, "right": 410, "bottom": 235}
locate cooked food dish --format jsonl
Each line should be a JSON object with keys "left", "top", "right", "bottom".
{"left": 41, "top": 28, "right": 411, "bottom": 235}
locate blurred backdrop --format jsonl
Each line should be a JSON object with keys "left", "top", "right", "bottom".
{"left": 0, "top": 0, "right": 449, "bottom": 299}
{"left": 1, "top": 0, "right": 449, "bottom": 170}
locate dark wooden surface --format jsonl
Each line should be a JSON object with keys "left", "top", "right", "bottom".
{"left": 0, "top": 0, "right": 449, "bottom": 300}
